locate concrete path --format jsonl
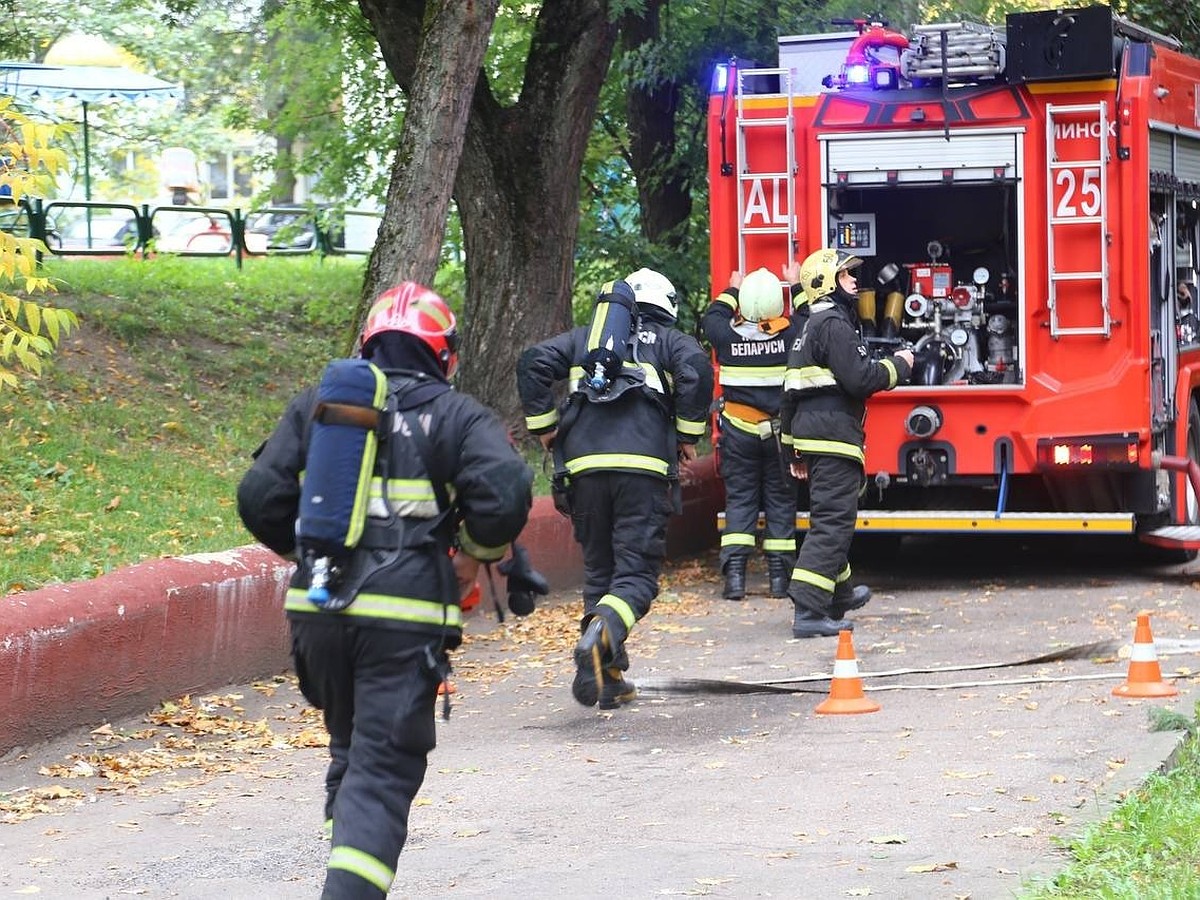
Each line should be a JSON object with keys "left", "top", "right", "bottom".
{"left": 1, "top": 541, "right": 1195, "bottom": 899}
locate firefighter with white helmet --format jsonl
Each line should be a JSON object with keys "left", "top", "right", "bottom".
{"left": 238, "top": 282, "right": 533, "bottom": 896}
{"left": 518, "top": 267, "right": 713, "bottom": 710}
{"left": 702, "top": 262, "right": 808, "bottom": 600}
{"left": 780, "top": 249, "right": 914, "bottom": 637}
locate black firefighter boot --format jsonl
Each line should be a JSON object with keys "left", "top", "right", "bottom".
{"left": 572, "top": 615, "right": 636, "bottom": 709}
{"left": 767, "top": 556, "right": 791, "bottom": 599}
{"left": 722, "top": 555, "right": 747, "bottom": 601}
{"left": 791, "top": 604, "right": 854, "bottom": 639}
{"left": 599, "top": 641, "right": 637, "bottom": 710}
{"left": 830, "top": 584, "right": 872, "bottom": 620}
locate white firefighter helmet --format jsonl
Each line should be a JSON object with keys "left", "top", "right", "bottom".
{"left": 737, "top": 267, "right": 784, "bottom": 321}
{"left": 626, "top": 267, "right": 678, "bottom": 320}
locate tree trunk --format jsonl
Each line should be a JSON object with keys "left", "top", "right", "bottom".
{"left": 354, "top": 0, "right": 499, "bottom": 330}
{"left": 621, "top": 1, "right": 692, "bottom": 249}
{"left": 358, "top": 0, "right": 617, "bottom": 429}
{"left": 455, "top": 1, "right": 619, "bottom": 428}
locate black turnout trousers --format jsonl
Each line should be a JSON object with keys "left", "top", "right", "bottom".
{"left": 291, "top": 617, "right": 444, "bottom": 899}
{"left": 569, "top": 470, "right": 673, "bottom": 648}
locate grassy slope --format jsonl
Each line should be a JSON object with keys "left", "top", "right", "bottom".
{"left": 1, "top": 255, "right": 361, "bottom": 593}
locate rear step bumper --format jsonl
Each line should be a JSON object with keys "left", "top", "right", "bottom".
{"left": 1138, "top": 526, "right": 1200, "bottom": 550}
{"left": 807, "top": 510, "right": 1136, "bottom": 534}
{"left": 718, "top": 510, "right": 1137, "bottom": 534}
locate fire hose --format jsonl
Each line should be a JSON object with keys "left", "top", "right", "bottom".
{"left": 636, "top": 638, "right": 1200, "bottom": 696}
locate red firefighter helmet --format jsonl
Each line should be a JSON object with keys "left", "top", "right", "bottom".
{"left": 360, "top": 282, "right": 459, "bottom": 377}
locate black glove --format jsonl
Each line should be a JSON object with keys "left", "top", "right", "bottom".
{"left": 497, "top": 543, "right": 548, "bottom": 617}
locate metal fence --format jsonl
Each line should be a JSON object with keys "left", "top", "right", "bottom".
{"left": 1, "top": 198, "right": 382, "bottom": 269}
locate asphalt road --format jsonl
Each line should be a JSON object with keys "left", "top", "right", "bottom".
{"left": 1, "top": 535, "right": 1196, "bottom": 899}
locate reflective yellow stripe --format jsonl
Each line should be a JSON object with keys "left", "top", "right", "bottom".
{"left": 599, "top": 593, "right": 636, "bottom": 629}
{"left": 880, "top": 358, "right": 898, "bottom": 389}
{"left": 721, "top": 412, "right": 773, "bottom": 437}
{"left": 780, "top": 433, "right": 794, "bottom": 447}
{"left": 344, "top": 431, "right": 378, "bottom": 548}
{"left": 371, "top": 477, "right": 436, "bottom": 501}
{"left": 836, "top": 564, "right": 852, "bottom": 584}
{"left": 676, "top": 417, "right": 706, "bottom": 436}
{"left": 327, "top": 845, "right": 394, "bottom": 893}
{"left": 716, "top": 293, "right": 737, "bottom": 310}
{"left": 458, "top": 525, "right": 507, "bottom": 562}
{"left": 286, "top": 589, "right": 462, "bottom": 626}
{"left": 763, "top": 538, "right": 796, "bottom": 552}
{"left": 631, "top": 361, "right": 665, "bottom": 394}
{"left": 719, "top": 364, "right": 785, "bottom": 387}
{"left": 525, "top": 409, "right": 559, "bottom": 431}
{"left": 721, "top": 533, "right": 756, "bottom": 547}
{"left": 565, "top": 454, "right": 669, "bottom": 476}
{"left": 791, "top": 567, "right": 835, "bottom": 593}
{"left": 793, "top": 438, "right": 864, "bottom": 463}
{"left": 367, "top": 477, "right": 440, "bottom": 518}
{"left": 783, "top": 365, "right": 837, "bottom": 391}
{"left": 586, "top": 304, "right": 609, "bottom": 349}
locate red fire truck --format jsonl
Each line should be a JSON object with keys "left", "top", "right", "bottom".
{"left": 707, "top": 5, "right": 1200, "bottom": 556}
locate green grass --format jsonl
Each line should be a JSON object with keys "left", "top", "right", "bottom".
{"left": 1020, "top": 705, "right": 1200, "bottom": 899}
{"left": 2, "top": 255, "right": 362, "bottom": 593}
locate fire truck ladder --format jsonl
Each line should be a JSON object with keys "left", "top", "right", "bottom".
{"left": 1045, "top": 102, "right": 1111, "bottom": 338}
{"left": 734, "top": 67, "right": 796, "bottom": 273}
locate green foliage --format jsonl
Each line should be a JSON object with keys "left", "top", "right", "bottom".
{"left": 254, "top": 1, "right": 404, "bottom": 206}
{"left": 0, "top": 99, "right": 77, "bottom": 389}
{"left": 0, "top": 256, "right": 363, "bottom": 594}
{"left": 1021, "top": 703, "right": 1200, "bottom": 898}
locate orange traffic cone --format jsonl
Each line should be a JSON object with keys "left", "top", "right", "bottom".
{"left": 1112, "top": 612, "right": 1178, "bottom": 698}
{"left": 437, "top": 680, "right": 457, "bottom": 696}
{"left": 815, "top": 630, "right": 880, "bottom": 715}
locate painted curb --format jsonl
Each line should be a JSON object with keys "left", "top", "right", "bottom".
{"left": 1, "top": 456, "right": 724, "bottom": 754}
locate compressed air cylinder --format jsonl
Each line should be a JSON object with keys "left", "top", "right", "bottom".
{"left": 297, "top": 359, "right": 387, "bottom": 604}
{"left": 583, "top": 280, "right": 638, "bottom": 392}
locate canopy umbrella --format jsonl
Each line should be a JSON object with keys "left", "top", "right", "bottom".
{"left": 0, "top": 62, "right": 183, "bottom": 200}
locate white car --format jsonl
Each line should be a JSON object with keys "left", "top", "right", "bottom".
{"left": 50, "top": 213, "right": 141, "bottom": 251}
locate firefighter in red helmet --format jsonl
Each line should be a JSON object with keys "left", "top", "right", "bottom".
{"left": 781, "top": 250, "right": 913, "bottom": 638}
{"left": 238, "top": 282, "right": 532, "bottom": 898}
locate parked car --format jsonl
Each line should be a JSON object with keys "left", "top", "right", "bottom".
{"left": 48, "top": 213, "right": 141, "bottom": 251}
{"left": 245, "top": 207, "right": 344, "bottom": 253}
{"left": 152, "top": 211, "right": 233, "bottom": 254}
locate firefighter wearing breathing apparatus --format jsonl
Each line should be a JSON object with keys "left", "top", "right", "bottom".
{"left": 781, "top": 249, "right": 913, "bottom": 638}
{"left": 237, "top": 283, "right": 532, "bottom": 899}
{"left": 517, "top": 268, "right": 713, "bottom": 710}
{"left": 702, "top": 262, "right": 806, "bottom": 601}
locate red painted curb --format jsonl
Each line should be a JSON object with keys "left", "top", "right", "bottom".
{"left": 0, "top": 457, "right": 724, "bottom": 755}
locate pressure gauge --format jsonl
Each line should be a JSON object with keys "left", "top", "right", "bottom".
{"left": 927, "top": 240, "right": 944, "bottom": 261}
{"left": 948, "top": 326, "right": 970, "bottom": 348}
{"left": 987, "top": 314, "right": 1009, "bottom": 335}
{"left": 973, "top": 266, "right": 990, "bottom": 286}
